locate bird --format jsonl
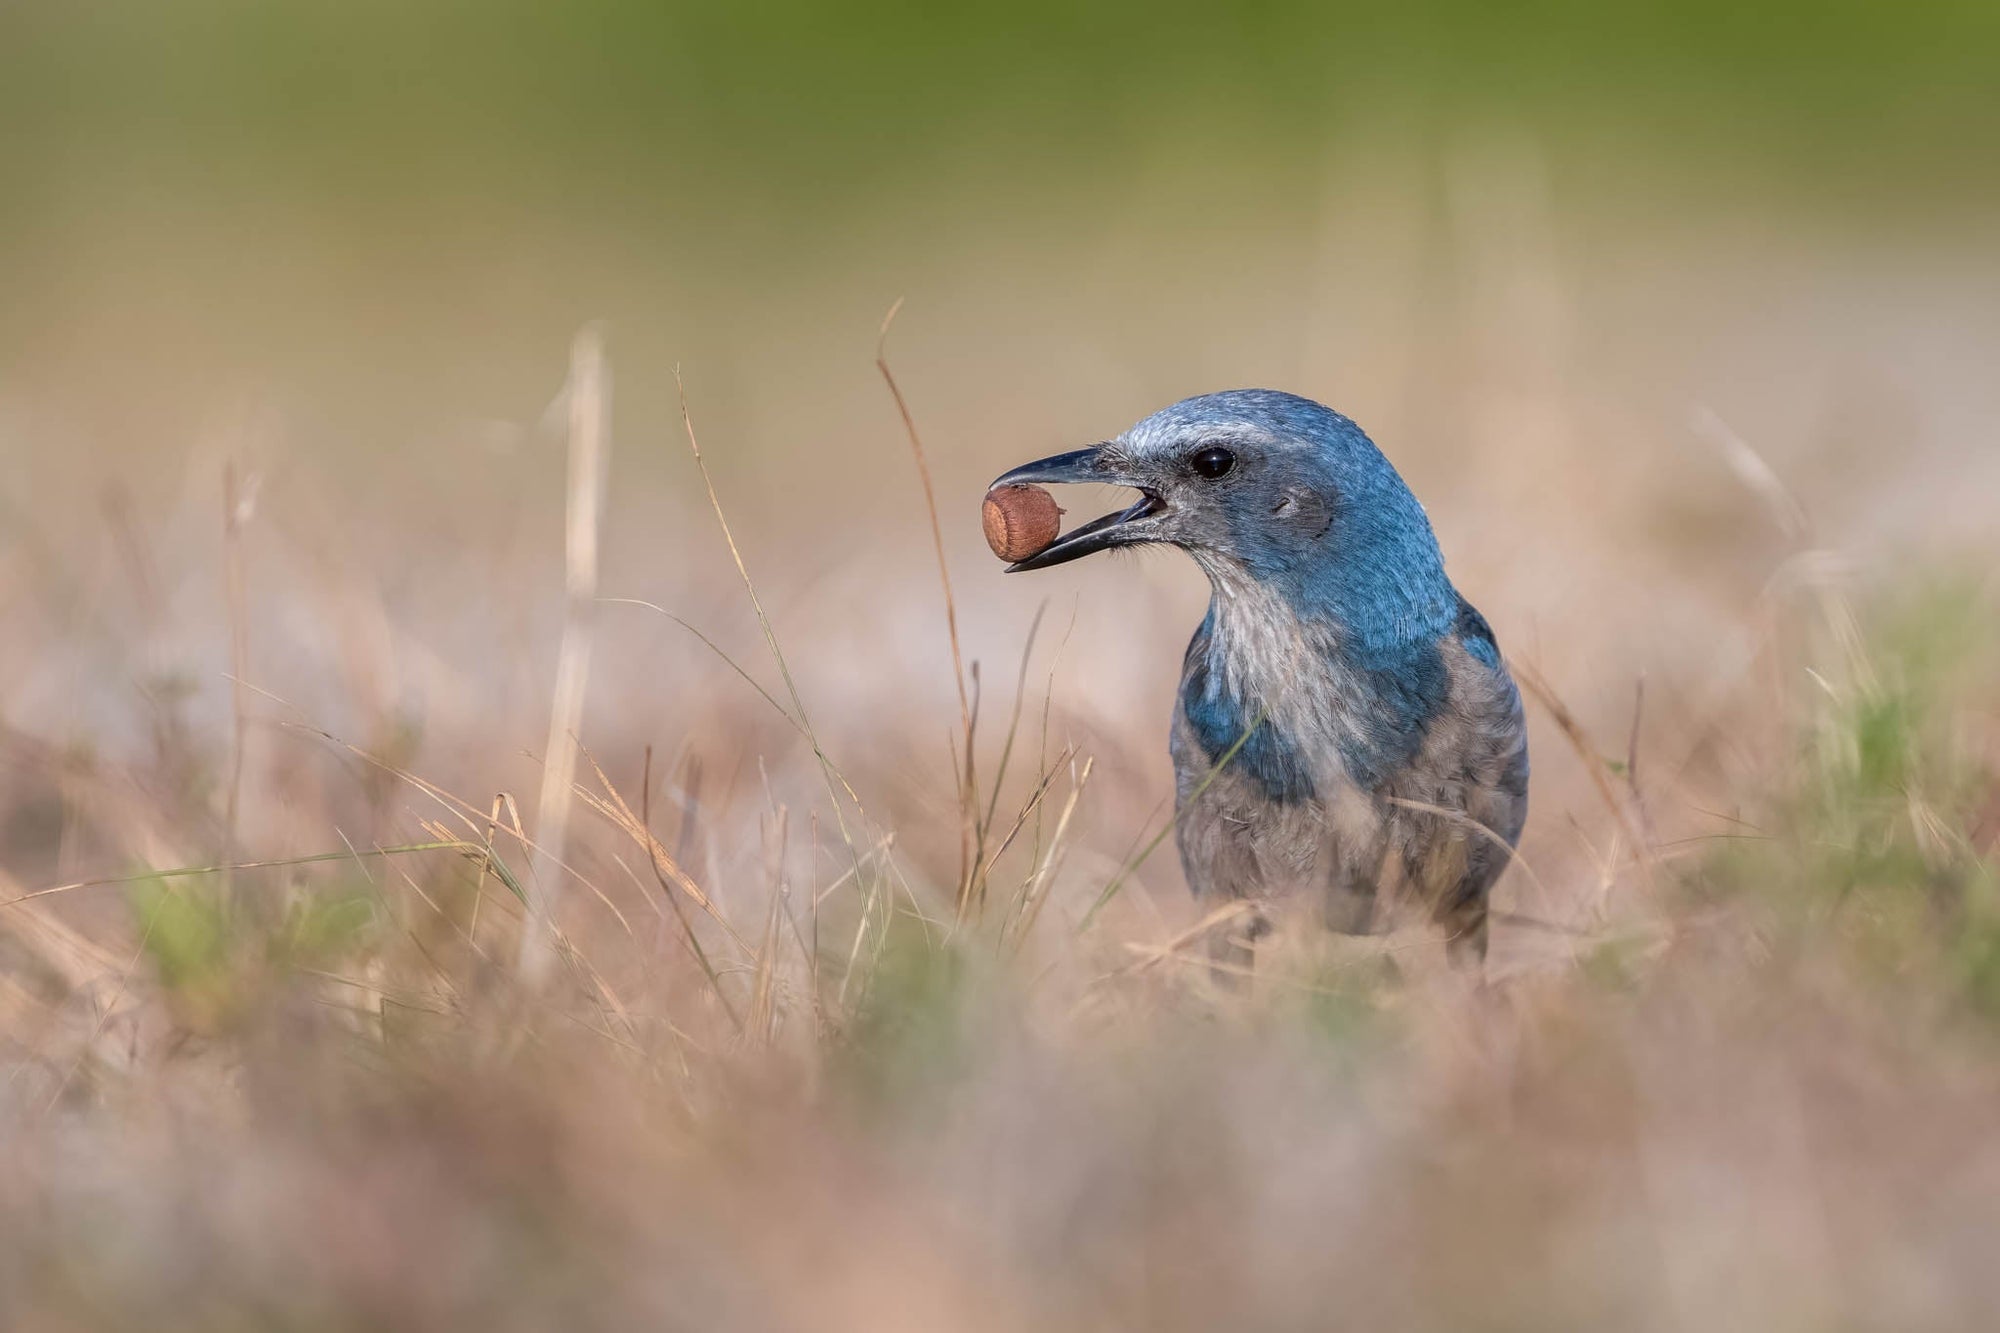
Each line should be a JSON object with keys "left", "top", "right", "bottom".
{"left": 991, "top": 389, "right": 1528, "bottom": 970}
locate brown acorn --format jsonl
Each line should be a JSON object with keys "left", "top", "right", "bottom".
{"left": 982, "top": 484, "right": 1063, "bottom": 562}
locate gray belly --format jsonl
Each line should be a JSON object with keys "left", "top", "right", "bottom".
{"left": 1171, "top": 702, "right": 1528, "bottom": 935}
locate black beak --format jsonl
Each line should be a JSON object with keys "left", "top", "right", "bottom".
{"left": 989, "top": 446, "right": 1165, "bottom": 572}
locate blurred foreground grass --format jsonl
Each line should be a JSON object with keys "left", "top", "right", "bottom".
{"left": 0, "top": 487, "right": 1996, "bottom": 1328}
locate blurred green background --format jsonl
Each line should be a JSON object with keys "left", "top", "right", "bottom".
{"left": 8, "top": 0, "right": 1998, "bottom": 218}
{"left": 4, "top": 0, "right": 1996, "bottom": 433}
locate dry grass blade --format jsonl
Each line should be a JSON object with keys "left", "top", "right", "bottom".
{"left": 0, "top": 873, "right": 125, "bottom": 984}
{"left": 598, "top": 596, "right": 869, "bottom": 813}
{"left": 38, "top": 894, "right": 171, "bottom": 1116}
{"left": 1514, "top": 660, "right": 1660, "bottom": 901}
{"left": 468, "top": 793, "right": 522, "bottom": 944}
{"left": 813, "top": 831, "right": 897, "bottom": 908}
{"left": 1078, "top": 708, "right": 1268, "bottom": 931}
{"left": 1381, "top": 794, "right": 1583, "bottom": 963}
{"left": 635, "top": 750, "right": 745, "bottom": 1033}
{"left": 674, "top": 368, "right": 871, "bottom": 899}
{"left": 598, "top": 597, "right": 801, "bottom": 732}
{"left": 578, "top": 748, "right": 745, "bottom": 948}
{"left": 1105, "top": 900, "right": 1255, "bottom": 979}
{"left": 3, "top": 841, "right": 490, "bottom": 911}
{"left": 746, "top": 804, "right": 789, "bottom": 1044}
{"left": 876, "top": 299, "right": 982, "bottom": 915}
{"left": 970, "top": 745, "right": 1075, "bottom": 898}
{"left": 220, "top": 460, "right": 252, "bottom": 898}
{"left": 521, "top": 325, "right": 611, "bottom": 984}
{"left": 970, "top": 602, "right": 1050, "bottom": 914}
{"left": 1007, "top": 756, "right": 1092, "bottom": 952}
{"left": 1690, "top": 405, "right": 1810, "bottom": 541}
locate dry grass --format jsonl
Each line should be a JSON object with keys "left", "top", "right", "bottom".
{"left": 3, "top": 270, "right": 2000, "bottom": 1329}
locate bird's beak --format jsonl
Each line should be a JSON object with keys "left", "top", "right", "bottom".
{"left": 989, "top": 446, "right": 1166, "bottom": 572}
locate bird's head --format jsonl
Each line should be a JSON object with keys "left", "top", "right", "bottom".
{"left": 993, "top": 389, "right": 1457, "bottom": 651}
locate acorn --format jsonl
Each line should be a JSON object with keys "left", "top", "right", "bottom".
{"left": 982, "top": 484, "right": 1063, "bottom": 562}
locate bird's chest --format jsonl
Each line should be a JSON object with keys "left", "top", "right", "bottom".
{"left": 1170, "top": 617, "right": 1461, "bottom": 906}
{"left": 1170, "top": 725, "right": 1468, "bottom": 914}
{"left": 1175, "top": 608, "right": 1440, "bottom": 804}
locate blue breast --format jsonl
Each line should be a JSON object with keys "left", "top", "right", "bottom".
{"left": 1179, "top": 610, "right": 1453, "bottom": 802}
{"left": 1180, "top": 647, "right": 1319, "bottom": 804}
{"left": 1338, "top": 641, "right": 1449, "bottom": 787}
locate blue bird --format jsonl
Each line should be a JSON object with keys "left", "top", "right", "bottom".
{"left": 993, "top": 390, "right": 1528, "bottom": 968}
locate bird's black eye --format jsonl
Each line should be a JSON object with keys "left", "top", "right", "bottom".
{"left": 1190, "top": 446, "right": 1235, "bottom": 479}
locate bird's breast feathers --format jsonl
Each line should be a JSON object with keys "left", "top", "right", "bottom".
{"left": 1176, "top": 576, "right": 1479, "bottom": 801}
{"left": 1172, "top": 591, "right": 1527, "bottom": 908}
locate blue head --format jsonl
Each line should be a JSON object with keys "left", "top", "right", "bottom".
{"left": 993, "top": 390, "right": 1458, "bottom": 658}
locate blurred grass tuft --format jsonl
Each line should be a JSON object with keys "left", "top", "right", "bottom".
{"left": 1699, "top": 575, "right": 2000, "bottom": 1022}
